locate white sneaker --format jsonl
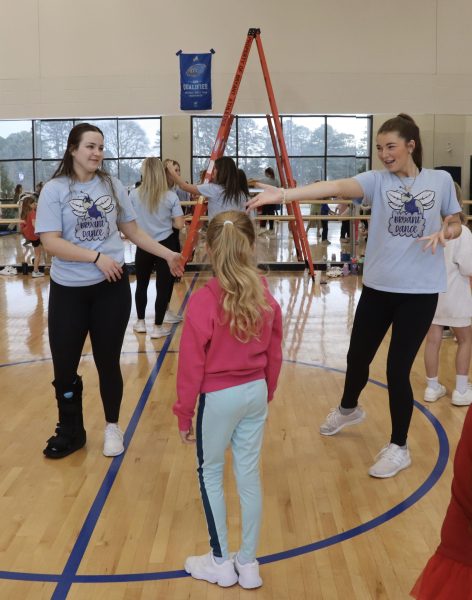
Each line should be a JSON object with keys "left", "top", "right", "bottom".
{"left": 452, "top": 387, "right": 472, "bottom": 406}
{"left": 133, "top": 319, "right": 146, "bottom": 333}
{"left": 184, "top": 552, "right": 238, "bottom": 587}
{"left": 0, "top": 266, "right": 17, "bottom": 276}
{"left": 31, "top": 270, "right": 45, "bottom": 278}
{"left": 233, "top": 553, "right": 262, "bottom": 589}
{"left": 424, "top": 384, "right": 446, "bottom": 402}
{"left": 103, "top": 423, "right": 124, "bottom": 457}
{"left": 163, "top": 309, "right": 183, "bottom": 324}
{"left": 150, "top": 324, "right": 172, "bottom": 339}
{"left": 320, "top": 406, "right": 366, "bottom": 436}
{"left": 368, "top": 443, "right": 411, "bottom": 478}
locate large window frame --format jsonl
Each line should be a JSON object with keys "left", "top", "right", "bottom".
{"left": 191, "top": 114, "right": 372, "bottom": 185}
{"left": 0, "top": 117, "right": 161, "bottom": 197}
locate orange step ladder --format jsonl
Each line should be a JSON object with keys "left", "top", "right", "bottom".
{"left": 181, "top": 28, "right": 315, "bottom": 279}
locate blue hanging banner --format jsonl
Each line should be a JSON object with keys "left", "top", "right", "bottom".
{"left": 177, "top": 50, "right": 214, "bottom": 111}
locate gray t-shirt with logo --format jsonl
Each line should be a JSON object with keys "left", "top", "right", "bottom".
{"left": 354, "top": 168, "right": 461, "bottom": 293}
{"left": 36, "top": 175, "right": 135, "bottom": 287}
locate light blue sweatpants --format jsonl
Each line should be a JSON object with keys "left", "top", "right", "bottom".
{"left": 196, "top": 378, "right": 268, "bottom": 563}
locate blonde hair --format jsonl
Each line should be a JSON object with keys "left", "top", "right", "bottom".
{"left": 138, "top": 157, "right": 168, "bottom": 212}
{"left": 453, "top": 182, "right": 467, "bottom": 224}
{"left": 207, "top": 211, "right": 271, "bottom": 342}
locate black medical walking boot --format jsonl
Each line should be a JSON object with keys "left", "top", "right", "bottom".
{"left": 43, "top": 376, "right": 87, "bottom": 459}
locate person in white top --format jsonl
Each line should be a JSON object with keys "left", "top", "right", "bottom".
{"left": 424, "top": 183, "right": 472, "bottom": 406}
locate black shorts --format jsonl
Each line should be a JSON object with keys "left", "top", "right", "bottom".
{"left": 30, "top": 239, "right": 41, "bottom": 248}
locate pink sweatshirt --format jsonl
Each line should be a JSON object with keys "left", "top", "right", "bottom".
{"left": 173, "top": 277, "right": 283, "bottom": 432}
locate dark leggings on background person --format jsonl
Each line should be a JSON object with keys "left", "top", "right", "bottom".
{"left": 341, "top": 286, "right": 438, "bottom": 446}
{"left": 134, "top": 233, "right": 179, "bottom": 325}
{"left": 48, "top": 270, "right": 132, "bottom": 423}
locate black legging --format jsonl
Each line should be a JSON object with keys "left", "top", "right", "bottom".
{"left": 341, "top": 285, "right": 438, "bottom": 446}
{"left": 260, "top": 204, "right": 277, "bottom": 229}
{"left": 48, "top": 270, "right": 132, "bottom": 423}
{"left": 134, "top": 233, "right": 178, "bottom": 325}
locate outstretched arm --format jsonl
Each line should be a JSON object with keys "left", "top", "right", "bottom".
{"left": 246, "top": 178, "right": 364, "bottom": 210}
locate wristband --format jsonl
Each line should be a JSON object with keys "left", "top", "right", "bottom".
{"left": 93, "top": 252, "right": 101, "bottom": 264}
{"left": 280, "top": 187, "right": 287, "bottom": 204}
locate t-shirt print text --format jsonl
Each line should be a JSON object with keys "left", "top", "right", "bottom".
{"left": 387, "top": 188, "right": 435, "bottom": 238}
{"left": 70, "top": 192, "right": 114, "bottom": 241}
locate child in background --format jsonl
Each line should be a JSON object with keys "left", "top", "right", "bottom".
{"left": 423, "top": 183, "right": 472, "bottom": 406}
{"left": 20, "top": 195, "right": 44, "bottom": 278}
{"left": 173, "top": 211, "right": 283, "bottom": 589}
{"left": 166, "top": 156, "right": 248, "bottom": 221}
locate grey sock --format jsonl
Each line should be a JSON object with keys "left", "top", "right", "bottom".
{"left": 213, "top": 555, "right": 227, "bottom": 565}
{"left": 339, "top": 406, "right": 356, "bottom": 416}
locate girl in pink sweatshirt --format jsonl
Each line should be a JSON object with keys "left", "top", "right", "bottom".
{"left": 173, "top": 210, "right": 283, "bottom": 590}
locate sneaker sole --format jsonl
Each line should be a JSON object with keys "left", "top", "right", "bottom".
{"left": 184, "top": 563, "right": 238, "bottom": 587}
{"left": 103, "top": 446, "right": 124, "bottom": 457}
{"left": 320, "top": 412, "right": 366, "bottom": 436}
{"left": 424, "top": 392, "right": 446, "bottom": 402}
{"left": 368, "top": 457, "right": 412, "bottom": 479}
{"left": 451, "top": 398, "right": 472, "bottom": 406}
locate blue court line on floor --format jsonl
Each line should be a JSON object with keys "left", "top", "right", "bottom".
{"left": 0, "top": 353, "right": 449, "bottom": 588}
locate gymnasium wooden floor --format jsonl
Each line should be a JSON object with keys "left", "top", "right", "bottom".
{"left": 0, "top": 230, "right": 466, "bottom": 599}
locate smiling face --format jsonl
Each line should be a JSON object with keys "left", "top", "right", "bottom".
{"left": 376, "top": 131, "right": 416, "bottom": 177}
{"left": 71, "top": 131, "right": 104, "bottom": 182}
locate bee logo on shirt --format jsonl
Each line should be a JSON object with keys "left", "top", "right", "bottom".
{"left": 70, "top": 192, "right": 115, "bottom": 241}
{"left": 386, "top": 189, "right": 435, "bottom": 238}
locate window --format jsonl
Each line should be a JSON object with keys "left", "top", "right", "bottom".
{"left": 191, "top": 114, "right": 372, "bottom": 186}
{"left": 0, "top": 117, "right": 161, "bottom": 198}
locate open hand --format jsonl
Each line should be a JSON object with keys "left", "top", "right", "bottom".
{"left": 246, "top": 183, "right": 282, "bottom": 211}
{"left": 418, "top": 214, "right": 456, "bottom": 254}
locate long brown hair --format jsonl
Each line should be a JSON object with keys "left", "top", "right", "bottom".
{"left": 214, "top": 157, "right": 249, "bottom": 206}
{"left": 206, "top": 211, "right": 271, "bottom": 342}
{"left": 377, "top": 113, "right": 423, "bottom": 170}
{"left": 20, "top": 195, "right": 37, "bottom": 221}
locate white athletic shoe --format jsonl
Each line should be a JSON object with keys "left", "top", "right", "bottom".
{"left": 368, "top": 443, "right": 411, "bottom": 478}
{"left": 150, "top": 324, "right": 172, "bottom": 339}
{"left": 163, "top": 309, "right": 183, "bottom": 323}
{"left": 184, "top": 552, "right": 238, "bottom": 587}
{"left": 0, "top": 266, "right": 17, "bottom": 276}
{"left": 31, "top": 270, "right": 45, "bottom": 278}
{"left": 133, "top": 319, "right": 146, "bottom": 333}
{"left": 424, "top": 384, "right": 446, "bottom": 402}
{"left": 233, "top": 553, "right": 262, "bottom": 589}
{"left": 103, "top": 423, "right": 124, "bottom": 457}
{"left": 319, "top": 406, "right": 366, "bottom": 436}
{"left": 451, "top": 387, "right": 472, "bottom": 406}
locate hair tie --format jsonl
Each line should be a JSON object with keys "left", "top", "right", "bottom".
{"left": 223, "top": 220, "right": 233, "bottom": 226}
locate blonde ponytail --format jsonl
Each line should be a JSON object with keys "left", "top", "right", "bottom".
{"left": 207, "top": 211, "right": 271, "bottom": 342}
